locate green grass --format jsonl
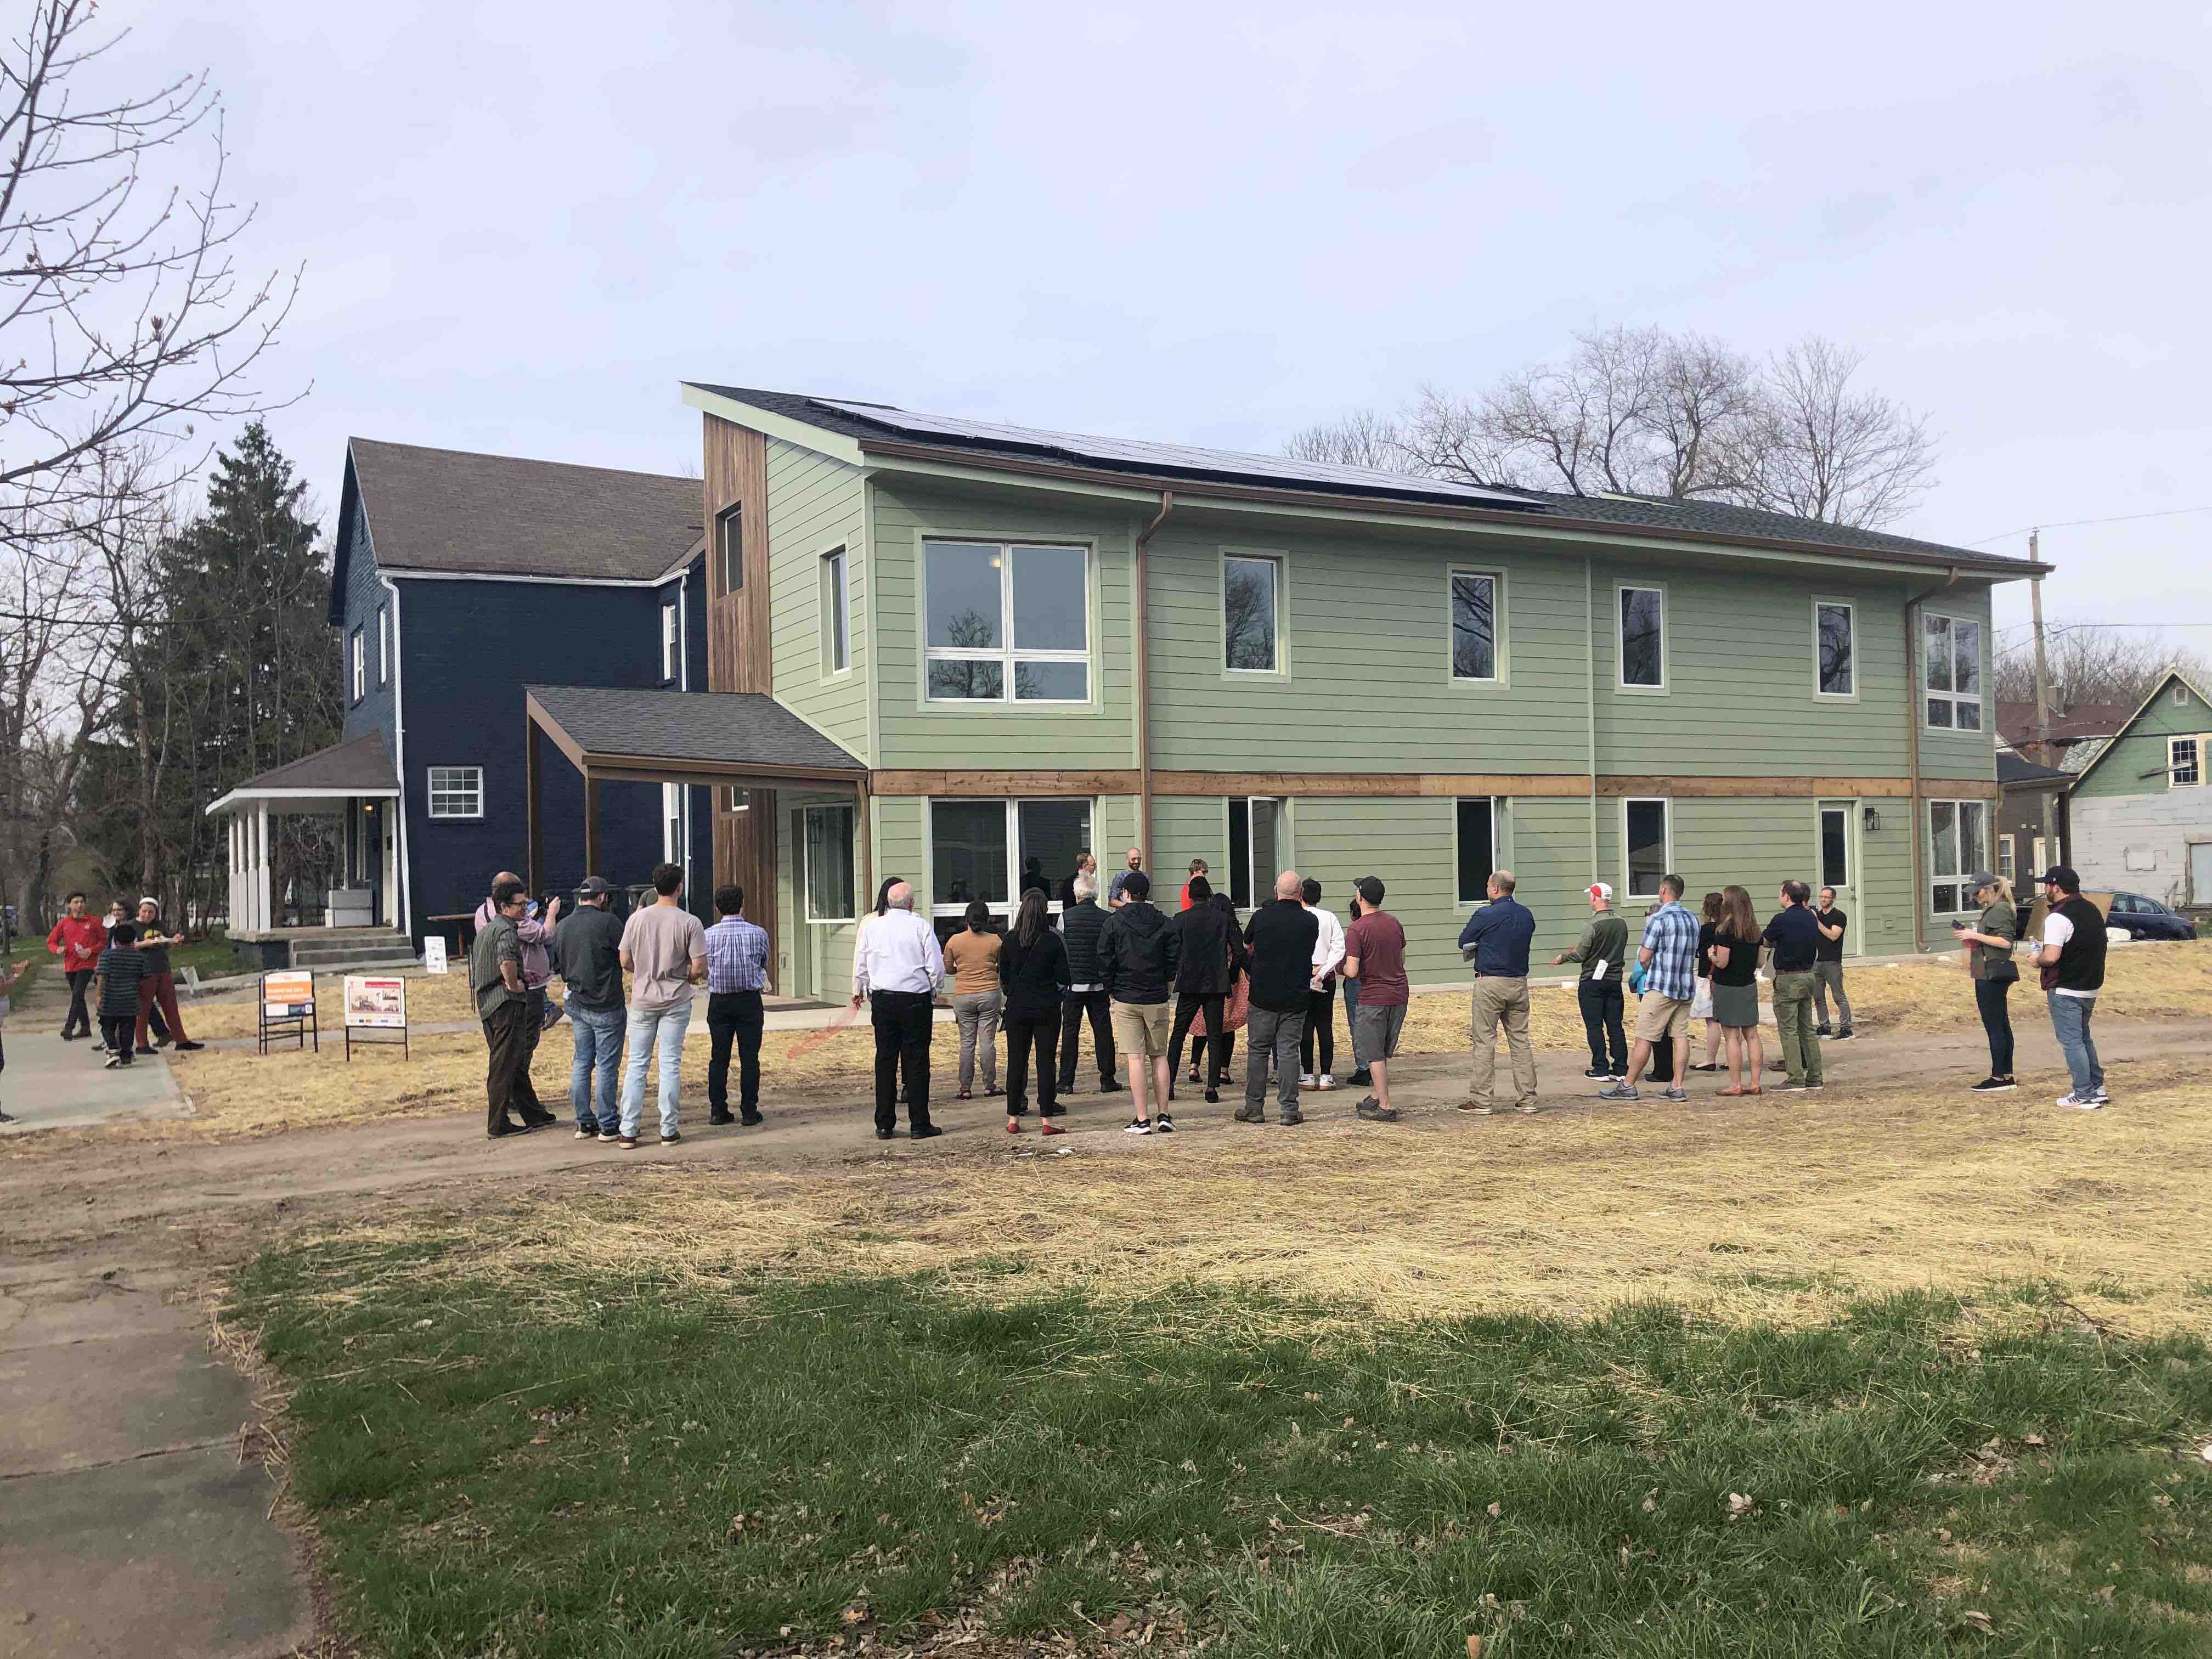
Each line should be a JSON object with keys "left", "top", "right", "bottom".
{"left": 230, "top": 1240, "right": 2212, "bottom": 1658}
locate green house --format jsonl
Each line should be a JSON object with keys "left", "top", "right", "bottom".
{"left": 531, "top": 386, "right": 2047, "bottom": 1001}
{"left": 2065, "top": 670, "right": 2212, "bottom": 909}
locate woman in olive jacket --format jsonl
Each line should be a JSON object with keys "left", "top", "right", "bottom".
{"left": 998, "top": 889, "right": 1070, "bottom": 1133}
{"left": 1167, "top": 876, "right": 1248, "bottom": 1101}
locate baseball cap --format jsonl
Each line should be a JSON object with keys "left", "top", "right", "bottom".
{"left": 577, "top": 875, "right": 612, "bottom": 897}
{"left": 2036, "top": 865, "right": 2080, "bottom": 889}
{"left": 1588, "top": 882, "right": 1613, "bottom": 901}
{"left": 1967, "top": 871, "right": 1998, "bottom": 893}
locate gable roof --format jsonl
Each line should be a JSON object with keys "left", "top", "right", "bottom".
{"left": 685, "top": 383, "right": 2047, "bottom": 575}
{"left": 205, "top": 733, "right": 398, "bottom": 815}
{"left": 2063, "top": 669, "right": 2212, "bottom": 791}
{"left": 343, "top": 438, "right": 702, "bottom": 584}
{"left": 1994, "top": 699, "right": 2129, "bottom": 749}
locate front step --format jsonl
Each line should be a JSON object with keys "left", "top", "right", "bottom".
{"left": 289, "top": 939, "right": 416, "bottom": 966}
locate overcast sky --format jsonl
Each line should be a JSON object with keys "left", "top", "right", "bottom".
{"left": 101, "top": 1, "right": 2212, "bottom": 653}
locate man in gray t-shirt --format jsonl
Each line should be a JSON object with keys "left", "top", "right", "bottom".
{"left": 615, "top": 864, "right": 707, "bottom": 1146}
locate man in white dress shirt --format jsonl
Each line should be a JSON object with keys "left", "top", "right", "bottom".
{"left": 851, "top": 881, "right": 946, "bottom": 1140}
{"left": 1299, "top": 877, "right": 1348, "bottom": 1090}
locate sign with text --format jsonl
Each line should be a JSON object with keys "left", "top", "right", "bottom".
{"left": 258, "top": 969, "right": 318, "bottom": 1055}
{"left": 422, "top": 936, "right": 448, "bottom": 975}
{"left": 344, "top": 976, "right": 407, "bottom": 1029}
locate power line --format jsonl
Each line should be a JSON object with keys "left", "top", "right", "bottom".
{"left": 1962, "top": 504, "right": 2212, "bottom": 548}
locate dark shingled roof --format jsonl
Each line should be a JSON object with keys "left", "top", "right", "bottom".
{"left": 349, "top": 438, "right": 702, "bottom": 580}
{"left": 227, "top": 733, "right": 398, "bottom": 795}
{"left": 686, "top": 383, "right": 2035, "bottom": 570}
{"left": 1998, "top": 749, "right": 2073, "bottom": 787}
{"left": 527, "top": 686, "right": 865, "bottom": 774}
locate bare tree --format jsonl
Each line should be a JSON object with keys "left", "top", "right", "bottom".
{"left": 1994, "top": 625, "right": 2212, "bottom": 716}
{"left": 1726, "top": 338, "right": 1937, "bottom": 528}
{"left": 1281, "top": 408, "right": 1413, "bottom": 471}
{"left": 0, "top": 0, "right": 299, "bottom": 568}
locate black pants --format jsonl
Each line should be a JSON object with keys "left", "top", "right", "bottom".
{"left": 63, "top": 969, "right": 94, "bottom": 1037}
{"left": 511, "top": 986, "right": 546, "bottom": 1110}
{"left": 1002, "top": 1008, "right": 1059, "bottom": 1115}
{"left": 482, "top": 1000, "right": 531, "bottom": 1132}
{"left": 1975, "top": 977, "right": 2015, "bottom": 1076}
{"left": 100, "top": 1013, "right": 137, "bottom": 1058}
{"left": 1300, "top": 983, "right": 1336, "bottom": 1075}
{"left": 1169, "top": 992, "right": 1226, "bottom": 1089}
{"left": 871, "top": 990, "right": 934, "bottom": 1134}
{"left": 1057, "top": 988, "right": 1115, "bottom": 1090}
{"left": 707, "top": 990, "right": 765, "bottom": 1118}
{"left": 1577, "top": 978, "right": 1628, "bottom": 1074}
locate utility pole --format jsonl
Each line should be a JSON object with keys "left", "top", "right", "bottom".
{"left": 2030, "top": 531, "right": 2058, "bottom": 871}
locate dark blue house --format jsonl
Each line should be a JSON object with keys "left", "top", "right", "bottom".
{"left": 319, "top": 438, "right": 715, "bottom": 934}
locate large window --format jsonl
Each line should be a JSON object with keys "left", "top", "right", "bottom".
{"left": 1224, "top": 553, "right": 1281, "bottom": 673}
{"left": 660, "top": 601, "right": 679, "bottom": 682}
{"left": 1226, "top": 797, "right": 1281, "bottom": 908}
{"left": 1815, "top": 601, "right": 1854, "bottom": 697}
{"left": 1449, "top": 571, "right": 1500, "bottom": 682}
{"left": 1924, "top": 613, "right": 1983, "bottom": 730}
{"left": 820, "top": 548, "right": 849, "bottom": 673}
{"left": 427, "top": 766, "right": 483, "bottom": 820}
{"left": 929, "top": 798, "right": 1091, "bottom": 917}
{"left": 1819, "top": 805, "right": 1850, "bottom": 890}
{"left": 1624, "top": 798, "right": 1669, "bottom": 899}
{"left": 349, "top": 628, "right": 364, "bottom": 703}
{"left": 804, "top": 804, "right": 855, "bottom": 923}
{"left": 924, "top": 540, "right": 1089, "bottom": 702}
{"left": 1928, "top": 799, "right": 1989, "bottom": 914}
{"left": 1455, "top": 797, "right": 1498, "bottom": 905}
{"left": 376, "top": 605, "right": 390, "bottom": 687}
{"left": 2170, "top": 736, "right": 2201, "bottom": 787}
{"left": 716, "top": 503, "right": 743, "bottom": 594}
{"left": 1618, "top": 585, "right": 1666, "bottom": 690}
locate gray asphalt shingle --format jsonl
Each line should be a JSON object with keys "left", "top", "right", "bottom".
{"left": 527, "top": 686, "right": 865, "bottom": 774}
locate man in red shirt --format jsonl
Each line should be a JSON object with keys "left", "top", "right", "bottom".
{"left": 47, "top": 891, "right": 105, "bottom": 1041}
{"left": 1341, "top": 876, "right": 1409, "bottom": 1123}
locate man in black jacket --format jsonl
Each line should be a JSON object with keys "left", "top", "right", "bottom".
{"left": 1056, "top": 873, "right": 1120, "bottom": 1097}
{"left": 2034, "top": 865, "right": 2109, "bottom": 1109}
{"left": 1238, "top": 871, "right": 1320, "bottom": 1126}
{"left": 1097, "top": 871, "right": 1180, "bottom": 1133}
{"left": 1166, "top": 874, "right": 1246, "bottom": 1103}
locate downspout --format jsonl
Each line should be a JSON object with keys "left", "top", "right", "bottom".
{"left": 1901, "top": 565, "right": 1958, "bottom": 955}
{"left": 379, "top": 574, "right": 413, "bottom": 938}
{"left": 1585, "top": 554, "right": 1598, "bottom": 880}
{"left": 1134, "top": 490, "right": 1174, "bottom": 861}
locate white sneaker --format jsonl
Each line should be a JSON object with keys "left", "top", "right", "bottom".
{"left": 2055, "top": 1091, "right": 2103, "bottom": 1110}
{"left": 1299, "top": 1073, "right": 1316, "bottom": 1088}
{"left": 1316, "top": 1074, "right": 1336, "bottom": 1091}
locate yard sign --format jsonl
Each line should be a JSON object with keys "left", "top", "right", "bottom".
{"left": 258, "top": 969, "right": 318, "bottom": 1054}
{"left": 422, "top": 936, "right": 448, "bottom": 974}
{"left": 343, "top": 974, "right": 409, "bottom": 1062}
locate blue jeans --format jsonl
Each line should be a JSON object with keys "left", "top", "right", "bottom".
{"left": 2046, "top": 991, "right": 2104, "bottom": 1097}
{"left": 621, "top": 1001, "right": 692, "bottom": 1139}
{"left": 568, "top": 1003, "right": 625, "bottom": 1132}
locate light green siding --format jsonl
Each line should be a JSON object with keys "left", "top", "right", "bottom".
{"left": 774, "top": 789, "right": 863, "bottom": 1002}
{"left": 767, "top": 440, "right": 870, "bottom": 761}
{"left": 2073, "top": 677, "right": 2210, "bottom": 799}
{"left": 868, "top": 481, "right": 1136, "bottom": 769}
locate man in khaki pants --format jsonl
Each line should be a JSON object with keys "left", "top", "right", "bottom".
{"left": 1456, "top": 871, "right": 1539, "bottom": 1115}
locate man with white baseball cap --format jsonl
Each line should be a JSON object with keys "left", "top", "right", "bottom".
{"left": 1553, "top": 881, "right": 1629, "bottom": 1080}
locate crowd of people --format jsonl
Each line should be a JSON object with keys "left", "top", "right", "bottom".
{"left": 461, "top": 846, "right": 2120, "bottom": 1147}
{"left": 41, "top": 892, "right": 206, "bottom": 1070}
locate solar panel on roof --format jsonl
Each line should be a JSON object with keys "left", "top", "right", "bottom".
{"left": 807, "top": 398, "right": 1539, "bottom": 507}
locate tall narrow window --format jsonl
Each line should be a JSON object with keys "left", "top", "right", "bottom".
{"left": 350, "top": 628, "right": 365, "bottom": 703}
{"left": 660, "top": 601, "right": 679, "bottom": 681}
{"left": 1455, "top": 797, "right": 1497, "bottom": 904}
{"left": 1619, "top": 586, "right": 1665, "bottom": 689}
{"left": 716, "top": 503, "right": 743, "bottom": 594}
{"left": 376, "top": 605, "right": 390, "bottom": 687}
{"left": 2171, "top": 736, "right": 2202, "bottom": 787}
{"left": 924, "top": 540, "right": 1090, "bottom": 702}
{"left": 1223, "top": 554, "right": 1281, "bottom": 673}
{"left": 662, "top": 782, "right": 684, "bottom": 862}
{"left": 1624, "top": 798, "right": 1669, "bottom": 898}
{"left": 1449, "top": 571, "right": 1499, "bottom": 681}
{"left": 1815, "top": 601, "right": 1854, "bottom": 697}
{"left": 1819, "top": 806, "right": 1850, "bottom": 889}
{"left": 803, "top": 805, "right": 855, "bottom": 922}
{"left": 820, "top": 548, "right": 849, "bottom": 673}
{"left": 1997, "top": 834, "right": 2015, "bottom": 882}
{"left": 1925, "top": 614, "right": 1983, "bottom": 729}
{"left": 1928, "top": 799, "right": 1988, "bottom": 913}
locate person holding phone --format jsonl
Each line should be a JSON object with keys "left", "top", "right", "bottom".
{"left": 1951, "top": 872, "right": 2018, "bottom": 1092}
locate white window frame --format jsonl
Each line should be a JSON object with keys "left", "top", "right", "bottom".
{"left": 376, "top": 605, "right": 390, "bottom": 687}
{"left": 715, "top": 503, "right": 743, "bottom": 595}
{"left": 426, "top": 765, "right": 483, "bottom": 821}
{"left": 1923, "top": 612, "right": 1984, "bottom": 732}
{"left": 802, "top": 803, "right": 856, "bottom": 924}
{"left": 1622, "top": 796, "right": 1672, "bottom": 899}
{"left": 1927, "top": 798, "right": 1989, "bottom": 915}
{"left": 1222, "top": 549, "right": 1286, "bottom": 677}
{"left": 660, "top": 600, "right": 679, "bottom": 682}
{"left": 1224, "top": 795, "right": 1286, "bottom": 910}
{"left": 927, "top": 797, "right": 1092, "bottom": 919}
{"left": 2169, "top": 735, "right": 2202, "bottom": 787}
{"left": 1813, "top": 598, "right": 1857, "bottom": 701}
{"left": 1616, "top": 583, "right": 1668, "bottom": 693}
{"left": 1453, "top": 795, "right": 1500, "bottom": 905}
{"left": 920, "top": 538, "right": 1093, "bottom": 706}
{"left": 1816, "top": 803, "right": 1853, "bottom": 891}
{"left": 662, "top": 782, "right": 684, "bottom": 863}
{"left": 349, "top": 628, "right": 365, "bottom": 703}
{"left": 1997, "top": 833, "right": 2016, "bottom": 882}
{"left": 1447, "top": 567, "right": 1504, "bottom": 685}
{"left": 2032, "top": 836, "right": 2049, "bottom": 878}
{"left": 2176, "top": 683, "right": 2190, "bottom": 707}
{"left": 724, "top": 786, "right": 750, "bottom": 813}
{"left": 820, "top": 546, "right": 850, "bottom": 675}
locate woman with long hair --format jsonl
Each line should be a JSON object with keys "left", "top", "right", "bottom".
{"left": 1189, "top": 888, "right": 1243, "bottom": 1086}
{"left": 944, "top": 898, "right": 1003, "bottom": 1100}
{"left": 998, "top": 887, "right": 1069, "bottom": 1133}
{"left": 1689, "top": 891, "right": 1724, "bottom": 1071}
{"left": 1706, "top": 885, "right": 1765, "bottom": 1096}
{"left": 1954, "top": 873, "right": 2020, "bottom": 1091}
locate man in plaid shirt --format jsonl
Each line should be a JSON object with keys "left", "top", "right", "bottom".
{"left": 1600, "top": 873, "right": 1697, "bottom": 1104}
{"left": 704, "top": 883, "right": 772, "bottom": 1126}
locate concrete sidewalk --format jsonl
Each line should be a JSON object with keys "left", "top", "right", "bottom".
{"left": 1, "top": 975, "right": 192, "bottom": 1135}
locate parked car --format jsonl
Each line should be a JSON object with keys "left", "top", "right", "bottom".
{"left": 2104, "top": 892, "right": 2199, "bottom": 941}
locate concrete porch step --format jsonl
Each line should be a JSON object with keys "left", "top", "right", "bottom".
{"left": 287, "top": 938, "right": 415, "bottom": 966}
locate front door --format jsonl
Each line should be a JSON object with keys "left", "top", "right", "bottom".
{"left": 1815, "top": 800, "right": 1857, "bottom": 910}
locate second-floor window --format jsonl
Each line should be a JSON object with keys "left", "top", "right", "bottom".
{"left": 923, "top": 539, "right": 1088, "bottom": 703}
{"left": 376, "top": 605, "right": 390, "bottom": 687}
{"left": 1224, "top": 554, "right": 1281, "bottom": 673}
{"left": 661, "top": 601, "right": 679, "bottom": 682}
{"left": 1449, "top": 571, "right": 1499, "bottom": 682}
{"left": 349, "top": 628, "right": 364, "bottom": 703}
{"left": 1619, "top": 585, "right": 1665, "bottom": 689}
{"left": 1925, "top": 613, "right": 1982, "bottom": 730}
{"left": 716, "top": 503, "right": 742, "bottom": 594}
{"left": 821, "top": 548, "right": 849, "bottom": 673}
{"left": 1815, "top": 601, "right": 1854, "bottom": 697}
{"left": 2172, "top": 737, "right": 2202, "bottom": 787}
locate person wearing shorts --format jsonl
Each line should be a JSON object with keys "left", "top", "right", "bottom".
{"left": 1097, "top": 871, "right": 1181, "bottom": 1133}
{"left": 1342, "top": 876, "right": 1408, "bottom": 1122}
{"left": 1600, "top": 873, "right": 1697, "bottom": 1103}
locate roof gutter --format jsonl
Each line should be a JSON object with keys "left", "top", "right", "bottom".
{"left": 1902, "top": 565, "right": 1959, "bottom": 956}
{"left": 1135, "top": 490, "right": 1174, "bottom": 862}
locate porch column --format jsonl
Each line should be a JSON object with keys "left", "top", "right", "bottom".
{"left": 525, "top": 716, "right": 545, "bottom": 896}
{"left": 256, "top": 802, "right": 272, "bottom": 930}
{"left": 583, "top": 774, "right": 601, "bottom": 878}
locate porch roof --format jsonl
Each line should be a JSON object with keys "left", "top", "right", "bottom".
{"left": 523, "top": 685, "right": 866, "bottom": 787}
{"left": 205, "top": 733, "right": 400, "bottom": 816}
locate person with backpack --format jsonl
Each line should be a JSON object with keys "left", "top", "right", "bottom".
{"left": 2034, "top": 865, "right": 2108, "bottom": 1109}
{"left": 1952, "top": 872, "right": 2019, "bottom": 1093}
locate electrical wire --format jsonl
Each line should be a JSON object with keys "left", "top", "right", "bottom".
{"left": 1961, "top": 504, "right": 2212, "bottom": 548}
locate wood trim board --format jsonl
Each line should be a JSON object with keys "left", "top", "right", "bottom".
{"left": 866, "top": 769, "right": 1997, "bottom": 801}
